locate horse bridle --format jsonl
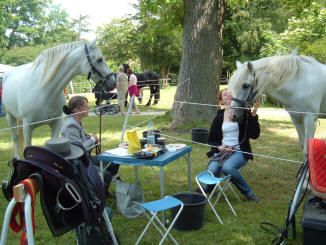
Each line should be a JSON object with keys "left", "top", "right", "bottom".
{"left": 231, "top": 81, "right": 258, "bottom": 108}
{"left": 84, "top": 44, "right": 114, "bottom": 83}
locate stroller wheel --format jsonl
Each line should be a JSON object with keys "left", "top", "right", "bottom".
{"left": 107, "top": 104, "right": 120, "bottom": 115}
{"left": 94, "top": 105, "right": 105, "bottom": 115}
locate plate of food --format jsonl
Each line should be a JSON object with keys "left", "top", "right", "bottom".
{"left": 166, "top": 143, "right": 187, "bottom": 150}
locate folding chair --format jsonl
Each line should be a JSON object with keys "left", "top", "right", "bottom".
{"left": 135, "top": 196, "right": 184, "bottom": 245}
{"left": 218, "top": 167, "right": 244, "bottom": 203}
{"left": 222, "top": 181, "right": 242, "bottom": 202}
{"left": 195, "top": 170, "right": 236, "bottom": 225}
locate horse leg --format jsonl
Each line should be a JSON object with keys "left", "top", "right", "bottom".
{"left": 146, "top": 93, "right": 153, "bottom": 106}
{"left": 146, "top": 85, "right": 154, "bottom": 106}
{"left": 22, "top": 121, "right": 33, "bottom": 148}
{"left": 6, "top": 114, "right": 20, "bottom": 157}
{"left": 302, "top": 115, "right": 317, "bottom": 155}
{"left": 289, "top": 114, "right": 305, "bottom": 153}
{"left": 153, "top": 85, "right": 160, "bottom": 105}
{"left": 50, "top": 118, "right": 63, "bottom": 139}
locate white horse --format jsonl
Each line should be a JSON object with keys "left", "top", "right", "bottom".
{"left": 228, "top": 54, "right": 326, "bottom": 155}
{"left": 2, "top": 40, "right": 116, "bottom": 157}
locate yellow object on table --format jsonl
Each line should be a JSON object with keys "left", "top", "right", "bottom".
{"left": 126, "top": 130, "right": 141, "bottom": 153}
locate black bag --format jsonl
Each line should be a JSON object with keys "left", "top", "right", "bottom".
{"left": 3, "top": 144, "right": 105, "bottom": 237}
{"left": 76, "top": 207, "right": 120, "bottom": 245}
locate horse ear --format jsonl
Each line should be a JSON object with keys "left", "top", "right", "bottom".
{"left": 247, "top": 62, "right": 254, "bottom": 73}
{"left": 236, "top": 61, "right": 242, "bottom": 69}
{"left": 89, "top": 39, "right": 98, "bottom": 48}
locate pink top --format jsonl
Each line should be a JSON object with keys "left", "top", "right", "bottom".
{"left": 129, "top": 74, "right": 137, "bottom": 86}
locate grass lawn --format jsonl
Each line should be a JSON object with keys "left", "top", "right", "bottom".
{"left": 0, "top": 85, "right": 324, "bottom": 244}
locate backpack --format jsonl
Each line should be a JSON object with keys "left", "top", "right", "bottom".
{"left": 2, "top": 144, "right": 105, "bottom": 237}
{"left": 307, "top": 138, "right": 326, "bottom": 201}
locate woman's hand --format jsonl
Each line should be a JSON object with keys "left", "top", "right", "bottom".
{"left": 218, "top": 145, "right": 233, "bottom": 153}
{"left": 251, "top": 98, "right": 260, "bottom": 117}
{"left": 91, "top": 133, "right": 99, "bottom": 144}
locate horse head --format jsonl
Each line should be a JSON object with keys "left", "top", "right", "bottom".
{"left": 85, "top": 40, "right": 116, "bottom": 92}
{"left": 229, "top": 61, "right": 259, "bottom": 122}
{"left": 123, "top": 63, "right": 130, "bottom": 74}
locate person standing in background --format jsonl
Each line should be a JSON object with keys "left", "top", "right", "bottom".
{"left": 127, "top": 69, "right": 140, "bottom": 114}
{"left": 116, "top": 66, "right": 129, "bottom": 116}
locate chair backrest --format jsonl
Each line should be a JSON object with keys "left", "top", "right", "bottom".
{"left": 308, "top": 138, "right": 326, "bottom": 199}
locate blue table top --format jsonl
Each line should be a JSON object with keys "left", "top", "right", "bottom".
{"left": 98, "top": 146, "right": 192, "bottom": 167}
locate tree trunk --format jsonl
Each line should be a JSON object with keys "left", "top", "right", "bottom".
{"left": 170, "top": 0, "right": 225, "bottom": 128}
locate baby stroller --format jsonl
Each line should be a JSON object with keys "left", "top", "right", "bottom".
{"left": 93, "top": 83, "right": 120, "bottom": 115}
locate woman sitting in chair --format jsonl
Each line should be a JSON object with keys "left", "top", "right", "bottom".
{"left": 196, "top": 89, "right": 260, "bottom": 203}
{"left": 61, "top": 96, "right": 119, "bottom": 197}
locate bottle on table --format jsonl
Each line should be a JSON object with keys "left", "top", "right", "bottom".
{"left": 147, "top": 121, "right": 155, "bottom": 146}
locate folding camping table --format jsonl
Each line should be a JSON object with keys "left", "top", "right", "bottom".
{"left": 98, "top": 146, "right": 192, "bottom": 224}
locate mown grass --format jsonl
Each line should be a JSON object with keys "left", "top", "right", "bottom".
{"left": 0, "top": 85, "right": 323, "bottom": 244}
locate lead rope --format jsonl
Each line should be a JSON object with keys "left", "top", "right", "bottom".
{"left": 229, "top": 108, "right": 250, "bottom": 152}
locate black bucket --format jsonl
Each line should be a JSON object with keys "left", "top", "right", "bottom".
{"left": 170, "top": 192, "right": 207, "bottom": 231}
{"left": 191, "top": 128, "right": 209, "bottom": 144}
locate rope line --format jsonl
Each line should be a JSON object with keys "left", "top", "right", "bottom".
{"left": 120, "top": 112, "right": 302, "bottom": 164}
{"left": 87, "top": 112, "right": 302, "bottom": 164}
{"left": 0, "top": 99, "right": 302, "bottom": 165}
{"left": 3, "top": 90, "right": 326, "bottom": 133}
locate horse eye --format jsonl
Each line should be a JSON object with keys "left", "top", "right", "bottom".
{"left": 97, "top": 58, "right": 103, "bottom": 63}
{"left": 243, "top": 83, "right": 250, "bottom": 89}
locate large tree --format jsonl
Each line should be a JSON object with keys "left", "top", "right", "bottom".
{"left": 171, "top": 0, "right": 226, "bottom": 127}
{"left": 97, "top": 19, "right": 137, "bottom": 64}
{"left": 135, "top": 0, "right": 225, "bottom": 126}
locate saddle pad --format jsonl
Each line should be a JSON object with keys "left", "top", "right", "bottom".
{"left": 307, "top": 138, "right": 326, "bottom": 199}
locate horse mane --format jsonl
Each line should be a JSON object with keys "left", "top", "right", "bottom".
{"left": 228, "top": 54, "right": 320, "bottom": 94}
{"left": 32, "top": 41, "right": 85, "bottom": 85}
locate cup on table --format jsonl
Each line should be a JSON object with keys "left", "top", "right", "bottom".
{"left": 139, "top": 138, "right": 147, "bottom": 149}
{"left": 157, "top": 138, "right": 166, "bottom": 147}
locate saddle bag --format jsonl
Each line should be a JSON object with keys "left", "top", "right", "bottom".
{"left": 3, "top": 145, "right": 105, "bottom": 237}
{"left": 307, "top": 138, "right": 326, "bottom": 200}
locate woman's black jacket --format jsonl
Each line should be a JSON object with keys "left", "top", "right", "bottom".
{"left": 206, "top": 109, "right": 260, "bottom": 160}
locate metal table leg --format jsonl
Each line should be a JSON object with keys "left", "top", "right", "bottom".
{"left": 182, "top": 152, "right": 191, "bottom": 191}
{"left": 160, "top": 166, "right": 165, "bottom": 224}
{"left": 186, "top": 152, "right": 191, "bottom": 191}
